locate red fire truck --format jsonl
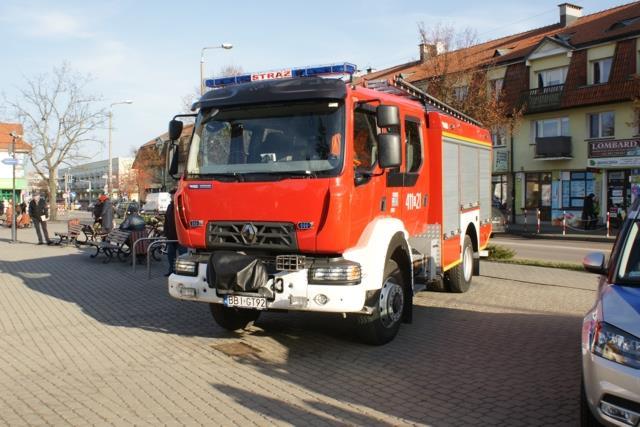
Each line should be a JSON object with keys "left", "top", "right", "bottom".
{"left": 166, "top": 63, "right": 492, "bottom": 344}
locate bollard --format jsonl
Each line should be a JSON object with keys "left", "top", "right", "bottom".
{"left": 536, "top": 208, "right": 541, "bottom": 234}
{"left": 524, "top": 209, "right": 527, "bottom": 232}
{"left": 563, "top": 211, "right": 567, "bottom": 236}
{"left": 606, "top": 211, "right": 610, "bottom": 238}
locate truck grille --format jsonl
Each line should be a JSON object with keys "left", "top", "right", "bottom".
{"left": 206, "top": 221, "right": 298, "bottom": 251}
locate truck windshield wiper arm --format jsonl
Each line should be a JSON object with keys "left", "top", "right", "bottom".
{"left": 187, "top": 172, "right": 244, "bottom": 182}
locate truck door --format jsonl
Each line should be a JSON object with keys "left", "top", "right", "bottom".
{"left": 350, "top": 105, "right": 384, "bottom": 238}
{"left": 386, "top": 115, "right": 428, "bottom": 235}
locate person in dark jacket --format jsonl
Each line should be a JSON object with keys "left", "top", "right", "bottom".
{"left": 164, "top": 190, "right": 185, "bottom": 276}
{"left": 582, "top": 193, "right": 597, "bottom": 230}
{"left": 100, "top": 195, "right": 114, "bottom": 232}
{"left": 28, "top": 194, "right": 51, "bottom": 245}
{"left": 119, "top": 205, "right": 146, "bottom": 231}
{"left": 93, "top": 199, "right": 104, "bottom": 224}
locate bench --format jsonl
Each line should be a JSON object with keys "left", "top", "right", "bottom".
{"left": 88, "top": 229, "right": 132, "bottom": 263}
{"left": 54, "top": 219, "right": 82, "bottom": 246}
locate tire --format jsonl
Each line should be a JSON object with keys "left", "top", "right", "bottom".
{"left": 580, "top": 378, "right": 602, "bottom": 427}
{"left": 445, "top": 235, "right": 473, "bottom": 293}
{"left": 356, "top": 259, "right": 406, "bottom": 345}
{"left": 210, "top": 303, "right": 260, "bottom": 332}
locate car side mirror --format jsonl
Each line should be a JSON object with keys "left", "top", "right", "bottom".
{"left": 376, "top": 105, "right": 400, "bottom": 128}
{"left": 169, "top": 120, "right": 183, "bottom": 141}
{"left": 583, "top": 252, "right": 607, "bottom": 275}
{"left": 378, "top": 133, "right": 401, "bottom": 169}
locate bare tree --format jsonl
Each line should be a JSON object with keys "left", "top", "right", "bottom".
{"left": 416, "top": 22, "right": 522, "bottom": 132}
{"left": 5, "top": 63, "right": 107, "bottom": 219}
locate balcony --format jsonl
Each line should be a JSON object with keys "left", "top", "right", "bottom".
{"left": 535, "top": 136, "right": 572, "bottom": 159}
{"left": 521, "top": 84, "right": 565, "bottom": 114}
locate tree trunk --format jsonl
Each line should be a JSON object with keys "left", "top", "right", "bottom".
{"left": 48, "top": 167, "right": 58, "bottom": 221}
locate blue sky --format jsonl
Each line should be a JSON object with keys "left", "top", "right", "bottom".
{"left": 0, "top": 0, "right": 628, "bottom": 161}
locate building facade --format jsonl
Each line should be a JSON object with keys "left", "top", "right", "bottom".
{"left": 363, "top": 2, "right": 640, "bottom": 227}
{"left": 58, "top": 157, "right": 134, "bottom": 203}
{"left": 0, "top": 123, "right": 32, "bottom": 203}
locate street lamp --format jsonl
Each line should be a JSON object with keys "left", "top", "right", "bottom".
{"left": 200, "top": 43, "right": 233, "bottom": 95}
{"left": 108, "top": 100, "right": 133, "bottom": 197}
{"left": 8, "top": 131, "right": 22, "bottom": 243}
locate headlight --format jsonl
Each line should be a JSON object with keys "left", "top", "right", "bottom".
{"left": 175, "top": 258, "right": 198, "bottom": 276}
{"left": 591, "top": 322, "right": 640, "bottom": 369}
{"left": 309, "top": 260, "right": 361, "bottom": 284}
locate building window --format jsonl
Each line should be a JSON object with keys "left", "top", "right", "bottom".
{"left": 490, "top": 78, "right": 504, "bottom": 99}
{"left": 561, "top": 171, "right": 596, "bottom": 209}
{"left": 491, "top": 127, "right": 507, "bottom": 146}
{"left": 536, "top": 67, "right": 568, "bottom": 88}
{"left": 588, "top": 112, "right": 615, "bottom": 139}
{"left": 405, "top": 118, "right": 423, "bottom": 173}
{"left": 592, "top": 57, "right": 613, "bottom": 84}
{"left": 453, "top": 86, "right": 468, "bottom": 102}
{"left": 534, "top": 117, "right": 570, "bottom": 138}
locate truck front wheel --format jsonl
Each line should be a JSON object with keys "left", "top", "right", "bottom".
{"left": 445, "top": 235, "right": 473, "bottom": 293}
{"left": 210, "top": 303, "right": 260, "bottom": 332}
{"left": 356, "top": 259, "right": 405, "bottom": 345}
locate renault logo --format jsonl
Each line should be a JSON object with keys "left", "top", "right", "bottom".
{"left": 240, "top": 223, "right": 258, "bottom": 245}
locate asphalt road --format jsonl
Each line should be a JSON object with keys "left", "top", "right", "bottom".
{"left": 491, "top": 235, "right": 614, "bottom": 264}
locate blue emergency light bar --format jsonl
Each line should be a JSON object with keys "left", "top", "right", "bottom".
{"left": 204, "top": 62, "right": 357, "bottom": 89}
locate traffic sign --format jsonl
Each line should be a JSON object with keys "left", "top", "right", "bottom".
{"left": 1, "top": 158, "right": 18, "bottom": 166}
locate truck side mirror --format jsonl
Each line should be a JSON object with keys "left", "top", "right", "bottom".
{"left": 376, "top": 105, "right": 400, "bottom": 128}
{"left": 378, "top": 133, "right": 401, "bottom": 169}
{"left": 168, "top": 145, "right": 179, "bottom": 177}
{"left": 169, "top": 120, "right": 183, "bottom": 141}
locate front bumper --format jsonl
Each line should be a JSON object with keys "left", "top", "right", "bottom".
{"left": 168, "top": 262, "right": 368, "bottom": 313}
{"left": 582, "top": 321, "right": 640, "bottom": 426}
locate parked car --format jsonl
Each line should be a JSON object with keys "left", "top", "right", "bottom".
{"left": 491, "top": 196, "right": 507, "bottom": 234}
{"left": 115, "top": 201, "right": 139, "bottom": 219}
{"left": 581, "top": 197, "right": 640, "bottom": 426}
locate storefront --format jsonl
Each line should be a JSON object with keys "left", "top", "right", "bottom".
{"left": 588, "top": 138, "right": 640, "bottom": 226}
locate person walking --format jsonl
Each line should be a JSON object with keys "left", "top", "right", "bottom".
{"left": 29, "top": 194, "right": 52, "bottom": 245}
{"left": 164, "top": 189, "right": 184, "bottom": 276}
{"left": 100, "top": 195, "right": 114, "bottom": 232}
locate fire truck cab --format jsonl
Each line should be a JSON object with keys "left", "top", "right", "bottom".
{"left": 167, "top": 63, "right": 492, "bottom": 345}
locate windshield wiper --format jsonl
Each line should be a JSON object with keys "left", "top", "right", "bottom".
{"left": 187, "top": 172, "right": 244, "bottom": 182}
{"left": 273, "top": 170, "right": 318, "bottom": 179}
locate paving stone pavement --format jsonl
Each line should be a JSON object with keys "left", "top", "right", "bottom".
{"left": 0, "top": 227, "right": 599, "bottom": 426}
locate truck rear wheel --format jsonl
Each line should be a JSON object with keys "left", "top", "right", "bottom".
{"left": 445, "top": 235, "right": 473, "bottom": 293}
{"left": 356, "top": 259, "right": 405, "bottom": 345}
{"left": 210, "top": 303, "right": 260, "bottom": 332}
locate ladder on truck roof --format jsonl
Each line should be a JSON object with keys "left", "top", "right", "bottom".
{"left": 364, "top": 75, "right": 483, "bottom": 127}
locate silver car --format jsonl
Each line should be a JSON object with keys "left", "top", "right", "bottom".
{"left": 582, "top": 200, "right": 640, "bottom": 426}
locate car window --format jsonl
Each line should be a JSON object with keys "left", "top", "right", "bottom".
{"left": 618, "top": 221, "right": 640, "bottom": 281}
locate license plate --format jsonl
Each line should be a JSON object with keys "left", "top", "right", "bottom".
{"left": 224, "top": 295, "right": 267, "bottom": 310}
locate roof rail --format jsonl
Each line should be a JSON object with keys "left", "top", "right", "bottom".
{"left": 364, "top": 75, "right": 483, "bottom": 127}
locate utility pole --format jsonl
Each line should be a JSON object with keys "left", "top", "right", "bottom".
{"left": 8, "top": 131, "right": 21, "bottom": 243}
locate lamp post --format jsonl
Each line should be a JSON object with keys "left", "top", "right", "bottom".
{"left": 200, "top": 43, "right": 233, "bottom": 95}
{"left": 8, "top": 131, "right": 21, "bottom": 243}
{"left": 108, "top": 100, "right": 133, "bottom": 197}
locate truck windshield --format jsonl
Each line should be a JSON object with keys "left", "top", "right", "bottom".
{"left": 186, "top": 101, "right": 345, "bottom": 180}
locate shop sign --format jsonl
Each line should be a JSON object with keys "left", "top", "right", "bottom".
{"left": 493, "top": 150, "right": 509, "bottom": 173}
{"left": 588, "top": 157, "right": 640, "bottom": 168}
{"left": 588, "top": 138, "right": 640, "bottom": 160}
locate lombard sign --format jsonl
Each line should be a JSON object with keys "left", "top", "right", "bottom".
{"left": 588, "top": 138, "right": 640, "bottom": 168}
